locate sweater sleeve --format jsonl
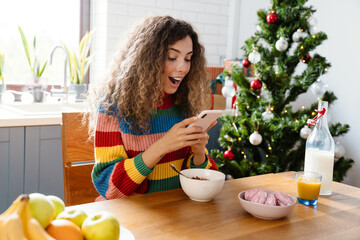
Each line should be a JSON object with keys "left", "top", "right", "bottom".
{"left": 91, "top": 109, "right": 153, "bottom": 200}
{"left": 182, "top": 148, "right": 219, "bottom": 171}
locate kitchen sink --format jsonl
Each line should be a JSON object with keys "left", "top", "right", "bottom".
{"left": 0, "top": 102, "right": 86, "bottom": 116}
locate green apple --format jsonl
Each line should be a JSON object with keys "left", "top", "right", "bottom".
{"left": 56, "top": 208, "right": 88, "bottom": 227}
{"left": 45, "top": 195, "right": 65, "bottom": 218}
{"left": 81, "top": 211, "right": 120, "bottom": 240}
{"left": 29, "top": 193, "right": 55, "bottom": 229}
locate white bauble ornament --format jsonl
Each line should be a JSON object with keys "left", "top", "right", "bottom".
{"left": 275, "top": 37, "right": 288, "bottom": 51}
{"left": 248, "top": 49, "right": 261, "bottom": 64}
{"left": 334, "top": 142, "right": 345, "bottom": 159}
{"left": 292, "top": 29, "right": 305, "bottom": 42}
{"left": 261, "top": 110, "right": 274, "bottom": 122}
{"left": 249, "top": 131, "right": 262, "bottom": 145}
{"left": 221, "top": 77, "right": 236, "bottom": 98}
{"left": 300, "top": 125, "right": 312, "bottom": 139}
{"left": 310, "top": 80, "right": 327, "bottom": 96}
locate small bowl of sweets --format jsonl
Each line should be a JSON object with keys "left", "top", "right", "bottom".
{"left": 238, "top": 188, "right": 297, "bottom": 220}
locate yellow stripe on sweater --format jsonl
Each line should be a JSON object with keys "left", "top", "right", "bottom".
{"left": 124, "top": 159, "right": 146, "bottom": 184}
{"left": 95, "top": 145, "right": 128, "bottom": 163}
{"left": 186, "top": 148, "right": 212, "bottom": 169}
{"left": 147, "top": 159, "right": 184, "bottom": 180}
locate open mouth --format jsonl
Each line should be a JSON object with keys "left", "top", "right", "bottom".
{"left": 169, "top": 77, "right": 182, "bottom": 85}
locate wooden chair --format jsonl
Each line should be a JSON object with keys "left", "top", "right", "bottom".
{"left": 61, "top": 112, "right": 99, "bottom": 206}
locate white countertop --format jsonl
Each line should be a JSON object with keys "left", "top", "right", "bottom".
{"left": 0, "top": 103, "right": 85, "bottom": 127}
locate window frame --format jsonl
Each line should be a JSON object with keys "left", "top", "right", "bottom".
{"left": 6, "top": 0, "right": 90, "bottom": 92}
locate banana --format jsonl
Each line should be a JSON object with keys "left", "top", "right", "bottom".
{"left": 0, "top": 194, "right": 25, "bottom": 227}
{"left": 20, "top": 196, "right": 55, "bottom": 240}
{"left": 0, "top": 194, "right": 28, "bottom": 240}
{"left": 25, "top": 218, "right": 55, "bottom": 240}
{"left": 0, "top": 194, "right": 55, "bottom": 240}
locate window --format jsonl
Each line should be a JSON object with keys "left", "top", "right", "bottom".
{"left": 0, "top": 0, "right": 80, "bottom": 86}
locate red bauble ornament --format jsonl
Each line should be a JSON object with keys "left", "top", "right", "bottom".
{"left": 302, "top": 55, "right": 312, "bottom": 63}
{"left": 242, "top": 58, "right": 251, "bottom": 68}
{"left": 250, "top": 79, "right": 262, "bottom": 90}
{"left": 224, "top": 149, "right": 235, "bottom": 161}
{"left": 266, "top": 12, "right": 278, "bottom": 24}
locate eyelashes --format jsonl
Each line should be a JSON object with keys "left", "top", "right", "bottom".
{"left": 167, "top": 57, "right": 192, "bottom": 62}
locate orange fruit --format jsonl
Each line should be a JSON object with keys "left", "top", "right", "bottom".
{"left": 46, "top": 219, "right": 83, "bottom": 240}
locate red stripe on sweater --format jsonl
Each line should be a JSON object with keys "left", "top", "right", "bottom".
{"left": 111, "top": 160, "right": 148, "bottom": 196}
{"left": 95, "top": 131, "right": 123, "bottom": 147}
{"left": 157, "top": 94, "right": 175, "bottom": 109}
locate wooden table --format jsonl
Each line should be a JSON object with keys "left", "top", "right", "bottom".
{"left": 68, "top": 172, "right": 360, "bottom": 240}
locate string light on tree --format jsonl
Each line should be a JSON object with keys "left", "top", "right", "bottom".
{"left": 248, "top": 48, "right": 261, "bottom": 64}
{"left": 302, "top": 55, "right": 312, "bottom": 63}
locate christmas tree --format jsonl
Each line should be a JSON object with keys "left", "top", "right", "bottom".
{"left": 211, "top": 0, "right": 353, "bottom": 182}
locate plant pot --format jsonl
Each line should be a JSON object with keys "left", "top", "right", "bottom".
{"left": 0, "top": 84, "right": 5, "bottom": 104}
{"left": 69, "top": 84, "right": 87, "bottom": 102}
{"left": 30, "top": 85, "right": 46, "bottom": 102}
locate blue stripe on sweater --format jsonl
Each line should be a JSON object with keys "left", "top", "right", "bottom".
{"left": 93, "top": 164, "right": 115, "bottom": 199}
{"left": 119, "top": 116, "right": 183, "bottom": 135}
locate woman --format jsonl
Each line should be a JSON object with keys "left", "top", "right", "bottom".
{"left": 87, "top": 16, "right": 218, "bottom": 200}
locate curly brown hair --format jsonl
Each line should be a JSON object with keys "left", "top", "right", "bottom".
{"left": 87, "top": 15, "right": 210, "bottom": 133}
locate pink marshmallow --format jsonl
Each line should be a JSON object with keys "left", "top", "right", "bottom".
{"left": 264, "top": 192, "right": 277, "bottom": 206}
{"left": 274, "top": 191, "right": 293, "bottom": 206}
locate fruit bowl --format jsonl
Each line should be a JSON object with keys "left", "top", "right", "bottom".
{"left": 238, "top": 190, "right": 297, "bottom": 220}
{"left": 179, "top": 169, "right": 225, "bottom": 202}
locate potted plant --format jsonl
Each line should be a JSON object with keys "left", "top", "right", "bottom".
{"left": 0, "top": 51, "right": 5, "bottom": 102}
{"left": 18, "top": 26, "right": 48, "bottom": 102}
{"left": 63, "top": 30, "right": 94, "bottom": 102}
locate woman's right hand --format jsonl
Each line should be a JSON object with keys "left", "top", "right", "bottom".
{"left": 142, "top": 117, "right": 205, "bottom": 169}
{"left": 158, "top": 116, "right": 207, "bottom": 154}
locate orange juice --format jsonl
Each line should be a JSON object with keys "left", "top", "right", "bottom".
{"left": 297, "top": 176, "right": 321, "bottom": 200}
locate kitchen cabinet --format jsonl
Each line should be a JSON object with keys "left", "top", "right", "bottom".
{"left": 0, "top": 125, "right": 64, "bottom": 212}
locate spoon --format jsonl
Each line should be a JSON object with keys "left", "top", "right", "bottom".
{"left": 170, "top": 164, "right": 191, "bottom": 179}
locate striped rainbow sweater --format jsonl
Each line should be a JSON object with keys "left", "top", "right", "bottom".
{"left": 92, "top": 95, "right": 218, "bottom": 200}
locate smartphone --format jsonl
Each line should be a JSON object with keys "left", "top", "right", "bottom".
{"left": 188, "top": 110, "right": 223, "bottom": 131}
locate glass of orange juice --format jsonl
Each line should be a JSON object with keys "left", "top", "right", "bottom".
{"left": 296, "top": 171, "right": 322, "bottom": 206}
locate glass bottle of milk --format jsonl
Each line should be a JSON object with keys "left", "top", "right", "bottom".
{"left": 304, "top": 101, "right": 335, "bottom": 195}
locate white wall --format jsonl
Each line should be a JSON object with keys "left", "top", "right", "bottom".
{"left": 91, "top": 0, "right": 230, "bottom": 83}
{"left": 91, "top": 0, "right": 360, "bottom": 187}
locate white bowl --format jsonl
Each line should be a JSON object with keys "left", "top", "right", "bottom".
{"left": 238, "top": 190, "right": 297, "bottom": 220}
{"left": 179, "top": 169, "right": 225, "bottom": 202}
